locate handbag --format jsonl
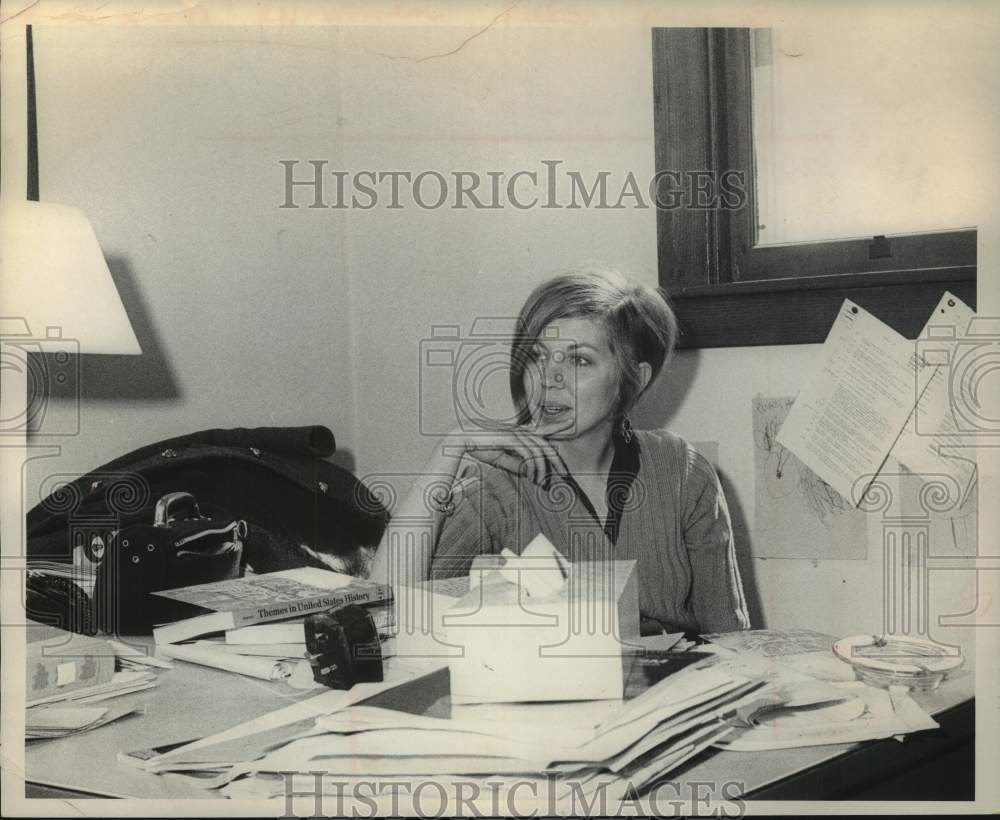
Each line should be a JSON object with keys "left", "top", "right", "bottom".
{"left": 93, "top": 492, "right": 246, "bottom": 633}
{"left": 28, "top": 425, "right": 388, "bottom": 575}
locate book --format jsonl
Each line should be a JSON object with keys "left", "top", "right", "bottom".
{"left": 197, "top": 640, "right": 307, "bottom": 657}
{"left": 151, "top": 568, "right": 391, "bottom": 644}
{"left": 26, "top": 621, "right": 117, "bottom": 706}
{"left": 224, "top": 603, "right": 395, "bottom": 645}
{"left": 225, "top": 623, "right": 307, "bottom": 645}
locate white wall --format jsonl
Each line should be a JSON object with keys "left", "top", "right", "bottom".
{"left": 21, "top": 22, "right": 981, "bottom": 658}
{"left": 25, "top": 26, "right": 359, "bottom": 489}
{"left": 659, "top": 345, "right": 979, "bottom": 661}
{"left": 338, "top": 25, "right": 658, "bottom": 476}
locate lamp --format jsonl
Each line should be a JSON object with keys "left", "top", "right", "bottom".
{"left": 0, "top": 27, "right": 145, "bottom": 764}
{"left": 0, "top": 200, "right": 141, "bottom": 353}
{"left": 1, "top": 26, "right": 141, "bottom": 427}
{"left": 0, "top": 199, "right": 141, "bottom": 434}
{"left": 0, "top": 199, "right": 141, "bottom": 581}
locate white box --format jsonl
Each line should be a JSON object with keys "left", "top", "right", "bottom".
{"left": 442, "top": 559, "right": 639, "bottom": 704}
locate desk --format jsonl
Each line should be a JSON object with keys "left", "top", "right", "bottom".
{"left": 24, "top": 645, "right": 975, "bottom": 804}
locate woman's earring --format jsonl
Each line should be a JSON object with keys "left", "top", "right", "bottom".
{"left": 621, "top": 416, "right": 634, "bottom": 444}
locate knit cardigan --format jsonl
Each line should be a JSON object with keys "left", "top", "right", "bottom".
{"left": 431, "top": 428, "right": 750, "bottom": 634}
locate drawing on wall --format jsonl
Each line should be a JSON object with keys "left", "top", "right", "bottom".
{"left": 753, "top": 395, "right": 868, "bottom": 559}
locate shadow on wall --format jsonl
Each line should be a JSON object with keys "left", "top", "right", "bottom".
{"left": 27, "top": 253, "right": 359, "bottom": 485}
{"left": 30, "top": 255, "right": 180, "bottom": 415}
{"left": 717, "top": 466, "right": 764, "bottom": 629}
{"left": 328, "top": 447, "right": 356, "bottom": 475}
{"left": 632, "top": 348, "right": 765, "bottom": 628}
{"left": 632, "top": 349, "right": 700, "bottom": 431}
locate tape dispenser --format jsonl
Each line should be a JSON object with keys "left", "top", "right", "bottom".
{"left": 304, "top": 603, "right": 384, "bottom": 689}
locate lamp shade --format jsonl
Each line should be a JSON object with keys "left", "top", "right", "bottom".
{"left": 0, "top": 200, "right": 140, "bottom": 355}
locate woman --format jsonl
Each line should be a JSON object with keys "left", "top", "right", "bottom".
{"left": 370, "top": 266, "right": 749, "bottom": 635}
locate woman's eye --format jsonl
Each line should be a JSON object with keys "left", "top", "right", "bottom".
{"left": 574, "top": 355, "right": 590, "bottom": 366}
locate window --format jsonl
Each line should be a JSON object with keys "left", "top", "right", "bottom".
{"left": 651, "top": 28, "right": 977, "bottom": 348}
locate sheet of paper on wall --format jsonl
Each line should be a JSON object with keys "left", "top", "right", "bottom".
{"left": 895, "top": 462, "right": 978, "bottom": 557}
{"left": 776, "top": 299, "right": 918, "bottom": 503}
{"left": 752, "top": 395, "right": 868, "bottom": 559}
{"left": 891, "top": 292, "right": 979, "bottom": 497}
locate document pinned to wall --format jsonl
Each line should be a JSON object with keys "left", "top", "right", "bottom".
{"left": 752, "top": 395, "right": 867, "bottom": 559}
{"left": 776, "top": 300, "right": 915, "bottom": 503}
{"left": 895, "top": 462, "right": 979, "bottom": 559}
{"left": 776, "top": 293, "right": 977, "bottom": 507}
{"left": 892, "top": 294, "right": 979, "bottom": 496}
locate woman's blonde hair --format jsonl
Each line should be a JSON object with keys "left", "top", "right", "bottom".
{"left": 509, "top": 265, "right": 678, "bottom": 426}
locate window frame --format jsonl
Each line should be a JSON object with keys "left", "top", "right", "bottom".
{"left": 651, "top": 27, "right": 977, "bottom": 349}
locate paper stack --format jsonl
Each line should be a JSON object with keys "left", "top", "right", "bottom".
{"left": 28, "top": 669, "right": 159, "bottom": 708}
{"left": 26, "top": 621, "right": 117, "bottom": 704}
{"left": 26, "top": 623, "right": 160, "bottom": 708}
{"left": 698, "top": 629, "right": 941, "bottom": 750}
{"left": 25, "top": 624, "right": 162, "bottom": 739}
{"left": 27, "top": 702, "right": 143, "bottom": 741}
{"left": 119, "top": 655, "right": 449, "bottom": 776}
{"left": 188, "top": 659, "right": 764, "bottom": 801}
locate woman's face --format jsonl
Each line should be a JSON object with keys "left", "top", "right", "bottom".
{"left": 525, "top": 316, "right": 620, "bottom": 441}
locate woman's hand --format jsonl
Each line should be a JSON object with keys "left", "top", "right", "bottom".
{"left": 370, "top": 426, "right": 565, "bottom": 589}
{"left": 431, "top": 425, "right": 567, "bottom": 487}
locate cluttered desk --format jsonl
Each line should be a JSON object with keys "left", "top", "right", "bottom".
{"left": 23, "top": 544, "right": 975, "bottom": 810}
{"left": 16, "top": 288, "right": 984, "bottom": 810}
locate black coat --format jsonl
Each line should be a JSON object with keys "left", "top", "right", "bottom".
{"left": 27, "top": 425, "right": 387, "bottom": 573}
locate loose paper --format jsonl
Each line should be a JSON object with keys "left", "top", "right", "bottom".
{"left": 26, "top": 702, "right": 141, "bottom": 740}
{"left": 715, "top": 681, "right": 938, "bottom": 751}
{"left": 777, "top": 293, "right": 979, "bottom": 508}
{"left": 892, "top": 293, "right": 979, "bottom": 494}
{"left": 896, "top": 463, "right": 979, "bottom": 559}
{"left": 702, "top": 628, "right": 840, "bottom": 657}
{"left": 776, "top": 300, "right": 916, "bottom": 503}
{"left": 150, "top": 656, "right": 446, "bottom": 767}
{"left": 156, "top": 643, "right": 302, "bottom": 681}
